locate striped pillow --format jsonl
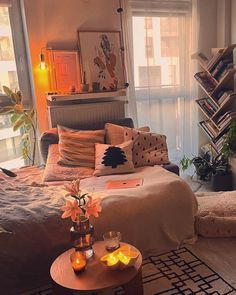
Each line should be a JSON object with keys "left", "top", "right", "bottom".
{"left": 57, "top": 125, "right": 105, "bottom": 168}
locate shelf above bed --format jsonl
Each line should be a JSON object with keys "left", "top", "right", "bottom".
{"left": 46, "top": 89, "right": 126, "bottom": 102}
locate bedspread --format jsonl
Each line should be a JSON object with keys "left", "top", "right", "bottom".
{"left": 0, "top": 165, "right": 197, "bottom": 293}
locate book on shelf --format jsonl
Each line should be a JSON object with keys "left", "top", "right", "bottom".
{"left": 191, "top": 52, "right": 209, "bottom": 67}
{"left": 199, "top": 121, "right": 215, "bottom": 139}
{"left": 211, "top": 59, "right": 232, "bottom": 79}
{"left": 218, "top": 115, "right": 236, "bottom": 130}
{"left": 213, "top": 136, "right": 224, "bottom": 152}
{"left": 197, "top": 98, "right": 215, "bottom": 116}
{"left": 217, "top": 90, "right": 234, "bottom": 105}
{"left": 217, "top": 67, "right": 236, "bottom": 83}
{"left": 216, "top": 111, "right": 236, "bottom": 124}
{"left": 194, "top": 71, "right": 217, "bottom": 93}
{"left": 205, "top": 119, "right": 219, "bottom": 137}
{"left": 206, "top": 49, "right": 224, "bottom": 71}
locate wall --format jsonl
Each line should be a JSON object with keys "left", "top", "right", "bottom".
{"left": 231, "top": 0, "right": 236, "bottom": 43}
{"left": 197, "top": 0, "right": 218, "bottom": 149}
{"left": 22, "top": 0, "right": 120, "bottom": 133}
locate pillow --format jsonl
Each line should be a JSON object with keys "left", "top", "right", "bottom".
{"left": 105, "top": 123, "right": 150, "bottom": 145}
{"left": 58, "top": 125, "right": 105, "bottom": 168}
{"left": 124, "top": 128, "right": 170, "bottom": 167}
{"left": 42, "top": 144, "right": 94, "bottom": 182}
{"left": 94, "top": 141, "right": 135, "bottom": 176}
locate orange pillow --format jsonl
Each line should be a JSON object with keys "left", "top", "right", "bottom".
{"left": 124, "top": 127, "right": 170, "bottom": 167}
{"left": 58, "top": 125, "right": 105, "bottom": 168}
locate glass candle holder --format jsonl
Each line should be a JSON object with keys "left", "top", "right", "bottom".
{"left": 70, "top": 251, "right": 86, "bottom": 274}
{"left": 103, "top": 231, "right": 121, "bottom": 251}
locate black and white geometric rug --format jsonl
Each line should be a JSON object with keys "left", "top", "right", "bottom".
{"left": 20, "top": 247, "right": 235, "bottom": 295}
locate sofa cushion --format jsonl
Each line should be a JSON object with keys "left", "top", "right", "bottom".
{"left": 94, "top": 141, "right": 135, "bottom": 176}
{"left": 105, "top": 123, "right": 150, "bottom": 145}
{"left": 40, "top": 118, "right": 134, "bottom": 163}
{"left": 124, "top": 128, "right": 170, "bottom": 167}
{"left": 58, "top": 125, "right": 105, "bottom": 168}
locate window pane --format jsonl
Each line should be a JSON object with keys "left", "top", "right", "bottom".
{"left": 0, "top": 6, "right": 19, "bottom": 94}
{"left": 0, "top": 7, "right": 23, "bottom": 169}
{"left": 132, "top": 16, "right": 180, "bottom": 88}
{"left": 0, "top": 114, "right": 24, "bottom": 169}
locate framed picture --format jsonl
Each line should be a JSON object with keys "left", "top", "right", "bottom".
{"left": 47, "top": 50, "right": 81, "bottom": 93}
{"left": 78, "top": 31, "right": 125, "bottom": 91}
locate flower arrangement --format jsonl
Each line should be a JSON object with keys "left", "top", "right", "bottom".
{"left": 61, "top": 179, "right": 102, "bottom": 223}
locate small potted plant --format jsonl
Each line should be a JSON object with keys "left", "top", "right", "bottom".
{"left": 180, "top": 152, "right": 232, "bottom": 191}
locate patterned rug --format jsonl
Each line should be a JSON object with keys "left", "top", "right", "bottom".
{"left": 20, "top": 247, "right": 235, "bottom": 295}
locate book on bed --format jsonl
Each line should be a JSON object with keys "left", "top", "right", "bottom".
{"left": 106, "top": 178, "right": 143, "bottom": 189}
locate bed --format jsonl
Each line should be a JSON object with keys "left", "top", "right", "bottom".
{"left": 0, "top": 118, "right": 197, "bottom": 294}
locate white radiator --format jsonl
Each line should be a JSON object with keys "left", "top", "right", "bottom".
{"left": 47, "top": 101, "right": 126, "bottom": 129}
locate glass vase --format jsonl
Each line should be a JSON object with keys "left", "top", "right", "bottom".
{"left": 70, "top": 217, "right": 94, "bottom": 259}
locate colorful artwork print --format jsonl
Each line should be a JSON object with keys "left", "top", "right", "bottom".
{"left": 78, "top": 31, "right": 125, "bottom": 91}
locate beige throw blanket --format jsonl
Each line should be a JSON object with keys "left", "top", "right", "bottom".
{"left": 0, "top": 165, "right": 197, "bottom": 293}
{"left": 81, "top": 166, "right": 198, "bottom": 255}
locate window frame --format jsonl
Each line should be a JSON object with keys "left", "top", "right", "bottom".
{"left": 0, "top": 0, "right": 32, "bottom": 107}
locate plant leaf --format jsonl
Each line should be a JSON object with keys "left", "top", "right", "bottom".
{"left": 0, "top": 106, "right": 13, "bottom": 114}
{"left": 11, "top": 113, "right": 21, "bottom": 123}
{"left": 3, "top": 86, "right": 13, "bottom": 98}
{"left": 13, "top": 118, "right": 25, "bottom": 131}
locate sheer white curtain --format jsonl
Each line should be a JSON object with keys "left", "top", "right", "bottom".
{"left": 122, "top": 0, "right": 199, "bottom": 164}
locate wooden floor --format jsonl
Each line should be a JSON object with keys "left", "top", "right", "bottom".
{"left": 188, "top": 237, "right": 236, "bottom": 289}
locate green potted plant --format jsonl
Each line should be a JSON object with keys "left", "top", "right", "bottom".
{"left": 180, "top": 152, "right": 232, "bottom": 191}
{"left": 0, "top": 86, "right": 36, "bottom": 165}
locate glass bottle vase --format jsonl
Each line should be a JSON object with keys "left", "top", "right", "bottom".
{"left": 70, "top": 217, "right": 94, "bottom": 259}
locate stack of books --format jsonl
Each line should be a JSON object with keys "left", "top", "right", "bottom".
{"left": 200, "top": 120, "right": 219, "bottom": 139}
{"left": 197, "top": 98, "right": 218, "bottom": 116}
{"left": 206, "top": 49, "right": 224, "bottom": 71}
{"left": 210, "top": 59, "right": 234, "bottom": 81}
{"left": 194, "top": 72, "right": 217, "bottom": 93}
{"left": 216, "top": 111, "right": 236, "bottom": 130}
{"left": 212, "top": 137, "right": 225, "bottom": 153}
{"left": 214, "top": 89, "right": 233, "bottom": 105}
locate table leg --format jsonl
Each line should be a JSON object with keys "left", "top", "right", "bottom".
{"left": 122, "top": 269, "right": 144, "bottom": 295}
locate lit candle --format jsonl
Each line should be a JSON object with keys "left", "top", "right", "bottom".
{"left": 100, "top": 245, "right": 139, "bottom": 270}
{"left": 70, "top": 251, "right": 86, "bottom": 273}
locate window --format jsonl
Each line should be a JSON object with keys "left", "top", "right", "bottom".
{"left": 132, "top": 16, "right": 180, "bottom": 89}
{"left": 0, "top": 7, "right": 18, "bottom": 92}
{"left": 131, "top": 10, "right": 197, "bottom": 164}
{"left": 0, "top": 1, "right": 31, "bottom": 169}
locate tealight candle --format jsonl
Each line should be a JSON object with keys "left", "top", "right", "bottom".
{"left": 100, "top": 245, "right": 139, "bottom": 271}
{"left": 70, "top": 251, "right": 86, "bottom": 273}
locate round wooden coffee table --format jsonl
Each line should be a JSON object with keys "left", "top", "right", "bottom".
{"left": 50, "top": 241, "right": 143, "bottom": 295}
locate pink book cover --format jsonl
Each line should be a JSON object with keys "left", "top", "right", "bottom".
{"left": 106, "top": 178, "right": 143, "bottom": 189}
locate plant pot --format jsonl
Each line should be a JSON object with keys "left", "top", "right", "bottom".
{"left": 211, "top": 172, "right": 233, "bottom": 192}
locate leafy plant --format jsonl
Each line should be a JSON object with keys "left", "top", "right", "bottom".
{"left": 180, "top": 152, "right": 230, "bottom": 181}
{"left": 221, "top": 122, "right": 236, "bottom": 158}
{"left": 0, "top": 86, "right": 36, "bottom": 165}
